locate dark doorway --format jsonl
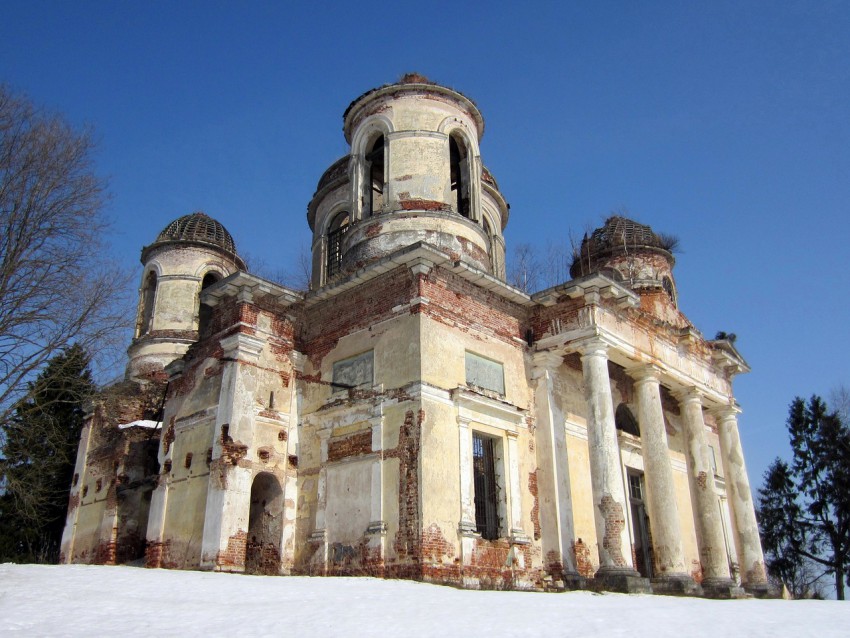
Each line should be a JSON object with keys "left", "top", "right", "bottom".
{"left": 628, "top": 471, "right": 653, "bottom": 578}
{"left": 246, "top": 472, "right": 284, "bottom": 575}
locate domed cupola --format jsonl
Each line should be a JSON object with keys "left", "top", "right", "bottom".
{"left": 127, "top": 212, "right": 245, "bottom": 381}
{"left": 570, "top": 216, "right": 679, "bottom": 305}
{"left": 141, "top": 211, "right": 245, "bottom": 269}
{"left": 307, "top": 74, "right": 510, "bottom": 288}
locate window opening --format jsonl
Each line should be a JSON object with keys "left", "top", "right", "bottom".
{"left": 473, "top": 432, "right": 500, "bottom": 540}
{"left": 450, "top": 136, "right": 470, "bottom": 217}
{"left": 662, "top": 276, "right": 676, "bottom": 305}
{"left": 326, "top": 211, "right": 350, "bottom": 280}
{"left": 139, "top": 271, "right": 157, "bottom": 335}
{"left": 366, "top": 135, "right": 385, "bottom": 215}
{"left": 628, "top": 471, "right": 653, "bottom": 578}
{"left": 198, "top": 272, "right": 220, "bottom": 337}
{"left": 615, "top": 404, "right": 640, "bottom": 437}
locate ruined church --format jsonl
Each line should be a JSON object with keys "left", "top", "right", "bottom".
{"left": 61, "top": 75, "right": 768, "bottom": 596}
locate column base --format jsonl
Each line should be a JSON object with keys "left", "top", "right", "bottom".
{"left": 650, "top": 573, "right": 701, "bottom": 596}
{"left": 592, "top": 568, "right": 652, "bottom": 594}
{"left": 701, "top": 578, "right": 747, "bottom": 599}
{"left": 562, "top": 572, "right": 588, "bottom": 591}
{"left": 743, "top": 581, "right": 773, "bottom": 598}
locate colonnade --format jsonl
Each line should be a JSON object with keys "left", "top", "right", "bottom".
{"left": 537, "top": 337, "right": 767, "bottom": 596}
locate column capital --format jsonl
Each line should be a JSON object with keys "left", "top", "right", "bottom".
{"left": 575, "top": 337, "right": 609, "bottom": 358}
{"left": 626, "top": 363, "right": 663, "bottom": 384}
{"left": 220, "top": 332, "right": 264, "bottom": 361}
{"left": 710, "top": 403, "right": 742, "bottom": 422}
{"left": 457, "top": 415, "right": 472, "bottom": 428}
{"left": 672, "top": 386, "right": 703, "bottom": 405}
{"left": 531, "top": 350, "right": 564, "bottom": 377}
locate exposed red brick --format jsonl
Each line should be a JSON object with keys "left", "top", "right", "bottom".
{"left": 528, "top": 470, "right": 541, "bottom": 540}
{"left": 327, "top": 430, "right": 372, "bottom": 462}
{"left": 573, "top": 538, "right": 594, "bottom": 579}
{"left": 216, "top": 530, "right": 247, "bottom": 570}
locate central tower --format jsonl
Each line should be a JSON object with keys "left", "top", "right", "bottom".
{"left": 307, "top": 74, "right": 509, "bottom": 288}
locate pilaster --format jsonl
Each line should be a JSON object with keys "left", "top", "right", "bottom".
{"left": 531, "top": 350, "right": 583, "bottom": 587}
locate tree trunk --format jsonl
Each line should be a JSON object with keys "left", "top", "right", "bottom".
{"left": 835, "top": 565, "right": 845, "bottom": 600}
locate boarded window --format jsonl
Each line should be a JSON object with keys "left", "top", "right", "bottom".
{"left": 332, "top": 350, "right": 374, "bottom": 389}
{"left": 465, "top": 352, "right": 505, "bottom": 396}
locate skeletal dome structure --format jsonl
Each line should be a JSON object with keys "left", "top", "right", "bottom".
{"left": 307, "top": 74, "right": 509, "bottom": 288}
{"left": 127, "top": 211, "right": 246, "bottom": 381}
{"left": 571, "top": 215, "right": 679, "bottom": 309}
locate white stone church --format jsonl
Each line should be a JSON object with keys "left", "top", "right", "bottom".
{"left": 61, "top": 75, "right": 768, "bottom": 596}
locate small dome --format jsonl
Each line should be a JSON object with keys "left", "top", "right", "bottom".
{"left": 587, "top": 216, "right": 667, "bottom": 251}
{"left": 153, "top": 212, "right": 238, "bottom": 254}
{"left": 570, "top": 216, "right": 676, "bottom": 278}
{"left": 314, "top": 156, "right": 350, "bottom": 195}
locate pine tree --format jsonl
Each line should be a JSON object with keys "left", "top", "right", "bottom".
{"left": 0, "top": 345, "right": 94, "bottom": 562}
{"left": 758, "top": 396, "right": 850, "bottom": 599}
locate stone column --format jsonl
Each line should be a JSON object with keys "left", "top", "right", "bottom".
{"left": 675, "top": 389, "right": 742, "bottom": 597}
{"left": 578, "top": 339, "right": 648, "bottom": 593}
{"left": 629, "top": 366, "right": 696, "bottom": 594}
{"left": 531, "top": 351, "right": 583, "bottom": 587}
{"left": 712, "top": 405, "right": 769, "bottom": 595}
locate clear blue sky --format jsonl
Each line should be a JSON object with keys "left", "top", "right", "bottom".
{"left": 2, "top": 1, "right": 849, "bottom": 486}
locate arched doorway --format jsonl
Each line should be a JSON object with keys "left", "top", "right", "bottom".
{"left": 246, "top": 472, "right": 284, "bottom": 575}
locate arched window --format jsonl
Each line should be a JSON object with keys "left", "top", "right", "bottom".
{"left": 198, "top": 272, "right": 220, "bottom": 337}
{"left": 366, "top": 135, "right": 384, "bottom": 215}
{"left": 450, "top": 135, "right": 470, "bottom": 217}
{"left": 326, "top": 211, "right": 350, "bottom": 280}
{"left": 615, "top": 403, "right": 640, "bottom": 437}
{"left": 139, "top": 271, "right": 157, "bottom": 336}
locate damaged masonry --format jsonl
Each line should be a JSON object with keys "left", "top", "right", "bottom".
{"left": 60, "top": 75, "right": 768, "bottom": 597}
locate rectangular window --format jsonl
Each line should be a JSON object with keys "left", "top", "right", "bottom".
{"left": 472, "top": 432, "right": 500, "bottom": 540}
{"left": 332, "top": 350, "right": 374, "bottom": 389}
{"left": 465, "top": 352, "right": 505, "bottom": 396}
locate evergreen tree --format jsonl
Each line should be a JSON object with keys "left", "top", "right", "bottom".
{"left": 758, "top": 396, "right": 850, "bottom": 599}
{"left": 0, "top": 345, "right": 94, "bottom": 562}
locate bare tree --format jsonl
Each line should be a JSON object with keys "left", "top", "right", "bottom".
{"left": 243, "top": 241, "right": 312, "bottom": 292}
{"left": 0, "top": 85, "right": 129, "bottom": 431}
{"left": 508, "top": 243, "right": 541, "bottom": 293}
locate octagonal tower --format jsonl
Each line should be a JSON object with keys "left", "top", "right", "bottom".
{"left": 307, "top": 74, "right": 509, "bottom": 288}
{"left": 126, "top": 212, "right": 246, "bottom": 381}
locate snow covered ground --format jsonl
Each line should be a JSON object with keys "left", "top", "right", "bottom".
{"left": 1, "top": 564, "right": 846, "bottom": 637}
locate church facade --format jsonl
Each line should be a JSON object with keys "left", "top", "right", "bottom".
{"left": 61, "top": 76, "right": 768, "bottom": 596}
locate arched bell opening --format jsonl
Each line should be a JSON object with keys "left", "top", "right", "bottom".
{"left": 325, "top": 211, "right": 350, "bottom": 282}
{"left": 449, "top": 135, "right": 470, "bottom": 218}
{"left": 197, "top": 272, "right": 220, "bottom": 338}
{"left": 138, "top": 271, "right": 157, "bottom": 336}
{"left": 366, "top": 135, "right": 385, "bottom": 216}
{"left": 246, "top": 472, "right": 284, "bottom": 575}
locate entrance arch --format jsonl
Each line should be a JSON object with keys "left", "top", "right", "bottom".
{"left": 246, "top": 472, "right": 284, "bottom": 575}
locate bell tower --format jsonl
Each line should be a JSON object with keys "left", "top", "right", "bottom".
{"left": 307, "top": 74, "right": 510, "bottom": 288}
